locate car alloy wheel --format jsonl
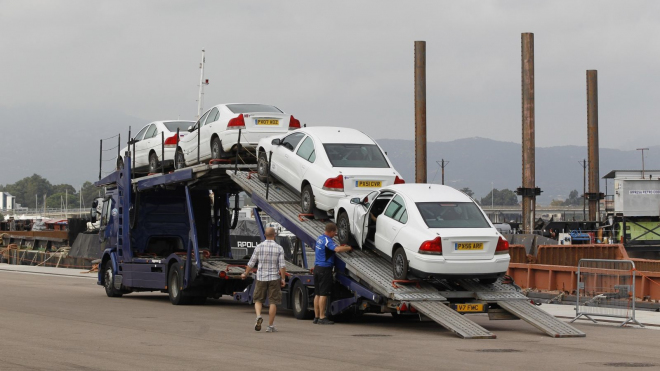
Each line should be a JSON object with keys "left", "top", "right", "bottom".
{"left": 211, "top": 138, "right": 222, "bottom": 160}
{"left": 175, "top": 149, "right": 185, "bottom": 169}
{"left": 257, "top": 153, "right": 269, "bottom": 182}
{"left": 149, "top": 153, "right": 158, "bottom": 173}
{"left": 337, "top": 212, "right": 350, "bottom": 244}
{"left": 392, "top": 248, "right": 409, "bottom": 280}
{"left": 301, "top": 185, "right": 315, "bottom": 215}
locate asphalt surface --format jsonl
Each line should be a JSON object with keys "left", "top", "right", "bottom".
{"left": 1, "top": 270, "right": 660, "bottom": 370}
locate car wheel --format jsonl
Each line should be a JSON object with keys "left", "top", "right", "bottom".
{"left": 148, "top": 152, "right": 159, "bottom": 173}
{"left": 211, "top": 137, "right": 223, "bottom": 160}
{"left": 257, "top": 152, "right": 269, "bottom": 183}
{"left": 392, "top": 247, "right": 409, "bottom": 280}
{"left": 116, "top": 157, "right": 124, "bottom": 171}
{"left": 174, "top": 148, "right": 186, "bottom": 169}
{"left": 301, "top": 184, "right": 315, "bottom": 215}
{"left": 168, "top": 262, "right": 191, "bottom": 305}
{"left": 337, "top": 211, "right": 356, "bottom": 246}
{"left": 479, "top": 278, "right": 498, "bottom": 285}
{"left": 103, "top": 261, "right": 123, "bottom": 298}
{"left": 292, "top": 281, "right": 314, "bottom": 320}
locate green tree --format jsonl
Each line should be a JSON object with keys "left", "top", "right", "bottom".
{"left": 562, "top": 190, "right": 583, "bottom": 206}
{"left": 480, "top": 188, "right": 520, "bottom": 206}
{"left": 459, "top": 187, "right": 475, "bottom": 198}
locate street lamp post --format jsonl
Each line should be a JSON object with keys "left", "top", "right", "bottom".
{"left": 491, "top": 182, "right": 494, "bottom": 222}
{"left": 637, "top": 148, "right": 649, "bottom": 178}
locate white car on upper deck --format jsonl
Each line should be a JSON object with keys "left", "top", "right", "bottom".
{"left": 174, "top": 103, "right": 301, "bottom": 168}
{"left": 334, "top": 184, "right": 510, "bottom": 282}
{"left": 256, "top": 127, "right": 404, "bottom": 216}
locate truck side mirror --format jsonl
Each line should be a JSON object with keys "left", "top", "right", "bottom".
{"left": 90, "top": 208, "right": 97, "bottom": 223}
{"left": 271, "top": 138, "right": 281, "bottom": 146}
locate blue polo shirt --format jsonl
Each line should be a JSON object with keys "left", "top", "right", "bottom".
{"left": 314, "top": 234, "right": 337, "bottom": 268}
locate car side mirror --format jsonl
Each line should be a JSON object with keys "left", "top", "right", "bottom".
{"left": 350, "top": 197, "right": 361, "bottom": 205}
{"left": 271, "top": 138, "right": 281, "bottom": 146}
{"left": 188, "top": 126, "right": 194, "bottom": 132}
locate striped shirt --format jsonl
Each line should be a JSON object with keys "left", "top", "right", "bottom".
{"left": 247, "top": 239, "right": 286, "bottom": 282}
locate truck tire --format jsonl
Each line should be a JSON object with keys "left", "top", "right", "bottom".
{"left": 336, "top": 211, "right": 356, "bottom": 246}
{"left": 257, "top": 152, "right": 269, "bottom": 183}
{"left": 168, "top": 263, "right": 191, "bottom": 305}
{"left": 103, "top": 261, "right": 123, "bottom": 298}
{"left": 292, "top": 281, "right": 314, "bottom": 320}
{"left": 392, "top": 247, "right": 409, "bottom": 281}
{"left": 301, "top": 184, "right": 315, "bottom": 215}
{"left": 148, "top": 153, "right": 158, "bottom": 173}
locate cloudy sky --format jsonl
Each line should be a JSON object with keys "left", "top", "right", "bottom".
{"left": 1, "top": 0, "right": 659, "bottom": 186}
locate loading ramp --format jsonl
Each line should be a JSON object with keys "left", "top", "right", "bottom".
{"left": 228, "top": 170, "right": 584, "bottom": 339}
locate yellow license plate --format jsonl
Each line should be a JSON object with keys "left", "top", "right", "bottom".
{"left": 356, "top": 181, "right": 382, "bottom": 188}
{"left": 455, "top": 242, "right": 484, "bottom": 250}
{"left": 455, "top": 303, "right": 485, "bottom": 313}
{"left": 257, "top": 119, "right": 279, "bottom": 126}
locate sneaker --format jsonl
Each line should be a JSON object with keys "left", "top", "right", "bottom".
{"left": 317, "top": 317, "right": 335, "bottom": 325}
{"left": 254, "top": 317, "right": 263, "bottom": 331}
{"left": 266, "top": 325, "right": 278, "bottom": 333}
{"left": 313, "top": 317, "right": 319, "bottom": 324}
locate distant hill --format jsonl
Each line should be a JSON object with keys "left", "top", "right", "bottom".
{"left": 377, "top": 137, "right": 660, "bottom": 205}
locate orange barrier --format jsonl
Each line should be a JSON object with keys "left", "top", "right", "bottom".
{"left": 535, "top": 244, "right": 628, "bottom": 266}
{"left": 508, "top": 244, "right": 527, "bottom": 264}
{"left": 1, "top": 230, "right": 69, "bottom": 240}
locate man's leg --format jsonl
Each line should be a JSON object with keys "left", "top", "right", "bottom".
{"left": 314, "top": 295, "right": 320, "bottom": 318}
{"left": 268, "top": 304, "right": 277, "bottom": 326}
{"left": 318, "top": 296, "right": 328, "bottom": 319}
{"left": 255, "top": 301, "right": 263, "bottom": 317}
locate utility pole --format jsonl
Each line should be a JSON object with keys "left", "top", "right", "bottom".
{"left": 637, "top": 148, "right": 649, "bottom": 178}
{"left": 579, "top": 159, "right": 587, "bottom": 221}
{"left": 196, "top": 49, "right": 209, "bottom": 120}
{"left": 436, "top": 159, "right": 449, "bottom": 185}
{"left": 414, "top": 41, "right": 427, "bottom": 183}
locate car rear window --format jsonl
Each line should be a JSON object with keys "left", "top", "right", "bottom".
{"left": 164, "top": 121, "right": 194, "bottom": 132}
{"left": 415, "top": 202, "right": 490, "bottom": 228}
{"left": 226, "top": 104, "right": 282, "bottom": 114}
{"left": 323, "top": 144, "right": 389, "bottom": 168}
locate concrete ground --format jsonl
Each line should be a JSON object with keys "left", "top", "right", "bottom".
{"left": 1, "top": 264, "right": 660, "bottom": 370}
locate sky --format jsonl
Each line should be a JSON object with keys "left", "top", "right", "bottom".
{"left": 1, "top": 0, "right": 659, "bottom": 186}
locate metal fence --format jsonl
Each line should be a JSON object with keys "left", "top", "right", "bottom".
{"left": 571, "top": 259, "right": 643, "bottom": 327}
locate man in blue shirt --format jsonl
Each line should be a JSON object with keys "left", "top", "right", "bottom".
{"left": 313, "top": 222, "right": 352, "bottom": 325}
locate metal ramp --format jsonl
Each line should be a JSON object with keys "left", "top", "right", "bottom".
{"left": 227, "top": 170, "right": 584, "bottom": 339}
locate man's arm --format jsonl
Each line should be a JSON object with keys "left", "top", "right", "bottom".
{"left": 278, "top": 247, "right": 287, "bottom": 286}
{"left": 242, "top": 246, "right": 259, "bottom": 278}
{"left": 335, "top": 244, "right": 353, "bottom": 253}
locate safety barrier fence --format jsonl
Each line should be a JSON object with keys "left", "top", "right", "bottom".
{"left": 571, "top": 259, "right": 643, "bottom": 327}
{"left": 1, "top": 246, "right": 93, "bottom": 270}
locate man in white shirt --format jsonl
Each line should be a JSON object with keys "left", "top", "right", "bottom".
{"left": 242, "top": 227, "right": 286, "bottom": 333}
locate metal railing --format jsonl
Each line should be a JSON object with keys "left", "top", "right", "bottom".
{"left": 571, "top": 259, "right": 643, "bottom": 327}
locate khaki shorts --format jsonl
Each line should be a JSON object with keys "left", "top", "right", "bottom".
{"left": 253, "top": 279, "right": 282, "bottom": 305}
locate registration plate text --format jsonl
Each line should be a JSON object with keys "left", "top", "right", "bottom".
{"left": 356, "top": 181, "right": 382, "bottom": 188}
{"left": 257, "top": 119, "right": 279, "bottom": 126}
{"left": 455, "top": 242, "right": 484, "bottom": 250}
{"left": 454, "top": 303, "right": 486, "bottom": 313}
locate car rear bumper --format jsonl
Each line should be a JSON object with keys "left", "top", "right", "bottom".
{"left": 313, "top": 186, "right": 375, "bottom": 212}
{"left": 218, "top": 130, "right": 287, "bottom": 152}
{"left": 406, "top": 250, "right": 510, "bottom": 278}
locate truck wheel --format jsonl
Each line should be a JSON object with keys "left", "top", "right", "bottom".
{"left": 103, "top": 261, "right": 123, "bottom": 298}
{"left": 148, "top": 153, "right": 159, "bottom": 173}
{"left": 292, "top": 281, "right": 314, "bottom": 320}
{"left": 116, "top": 157, "right": 124, "bottom": 170}
{"left": 257, "top": 152, "right": 269, "bottom": 183}
{"left": 337, "top": 211, "right": 356, "bottom": 246}
{"left": 168, "top": 263, "right": 191, "bottom": 305}
{"left": 301, "top": 184, "right": 315, "bottom": 215}
{"left": 174, "top": 148, "right": 186, "bottom": 169}
{"left": 392, "top": 247, "right": 409, "bottom": 281}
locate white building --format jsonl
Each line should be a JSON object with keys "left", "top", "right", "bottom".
{"left": 0, "top": 192, "right": 16, "bottom": 211}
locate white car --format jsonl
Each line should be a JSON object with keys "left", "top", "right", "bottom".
{"left": 334, "top": 184, "right": 510, "bottom": 283}
{"left": 118, "top": 120, "right": 193, "bottom": 174}
{"left": 256, "top": 127, "right": 404, "bottom": 216}
{"left": 174, "top": 103, "right": 300, "bottom": 168}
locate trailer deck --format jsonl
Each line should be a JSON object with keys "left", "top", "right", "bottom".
{"left": 228, "top": 170, "right": 585, "bottom": 339}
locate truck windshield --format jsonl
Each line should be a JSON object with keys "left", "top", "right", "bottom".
{"left": 323, "top": 144, "right": 389, "bottom": 168}
{"left": 416, "top": 202, "right": 490, "bottom": 228}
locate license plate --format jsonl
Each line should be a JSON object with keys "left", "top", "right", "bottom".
{"left": 356, "top": 180, "right": 382, "bottom": 188}
{"left": 454, "top": 303, "right": 486, "bottom": 313}
{"left": 256, "top": 119, "right": 279, "bottom": 126}
{"left": 455, "top": 242, "right": 484, "bottom": 250}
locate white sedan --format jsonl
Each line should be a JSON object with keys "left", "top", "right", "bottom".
{"left": 174, "top": 103, "right": 300, "bottom": 168}
{"left": 256, "top": 127, "right": 404, "bottom": 216}
{"left": 118, "top": 120, "right": 193, "bottom": 174}
{"left": 334, "top": 184, "right": 510, "bottom": 283}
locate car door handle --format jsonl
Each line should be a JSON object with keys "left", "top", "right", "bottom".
{"left": 392, "top": 226, "right": 397, "bottom": 231}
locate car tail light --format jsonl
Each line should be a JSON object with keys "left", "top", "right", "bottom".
{"left": 322, "top": 175, "right": 344, "bottom": 192}
{"left": 227, "top": 114, "right": 246, "bottom": 129}
{"left": 289, "top": 115, "right": 301, "bottom": 129}
{"left": 495, "top": 236, "right": 509, "bottom": 255}
{"left": 164, "top": 134, "right": 178, "bottom": 148}
{"left": 418, "top": 237, "right": 442, "bottom": 255}
{"left": 394, "top": 176, "right": 405, "bottom": 184}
